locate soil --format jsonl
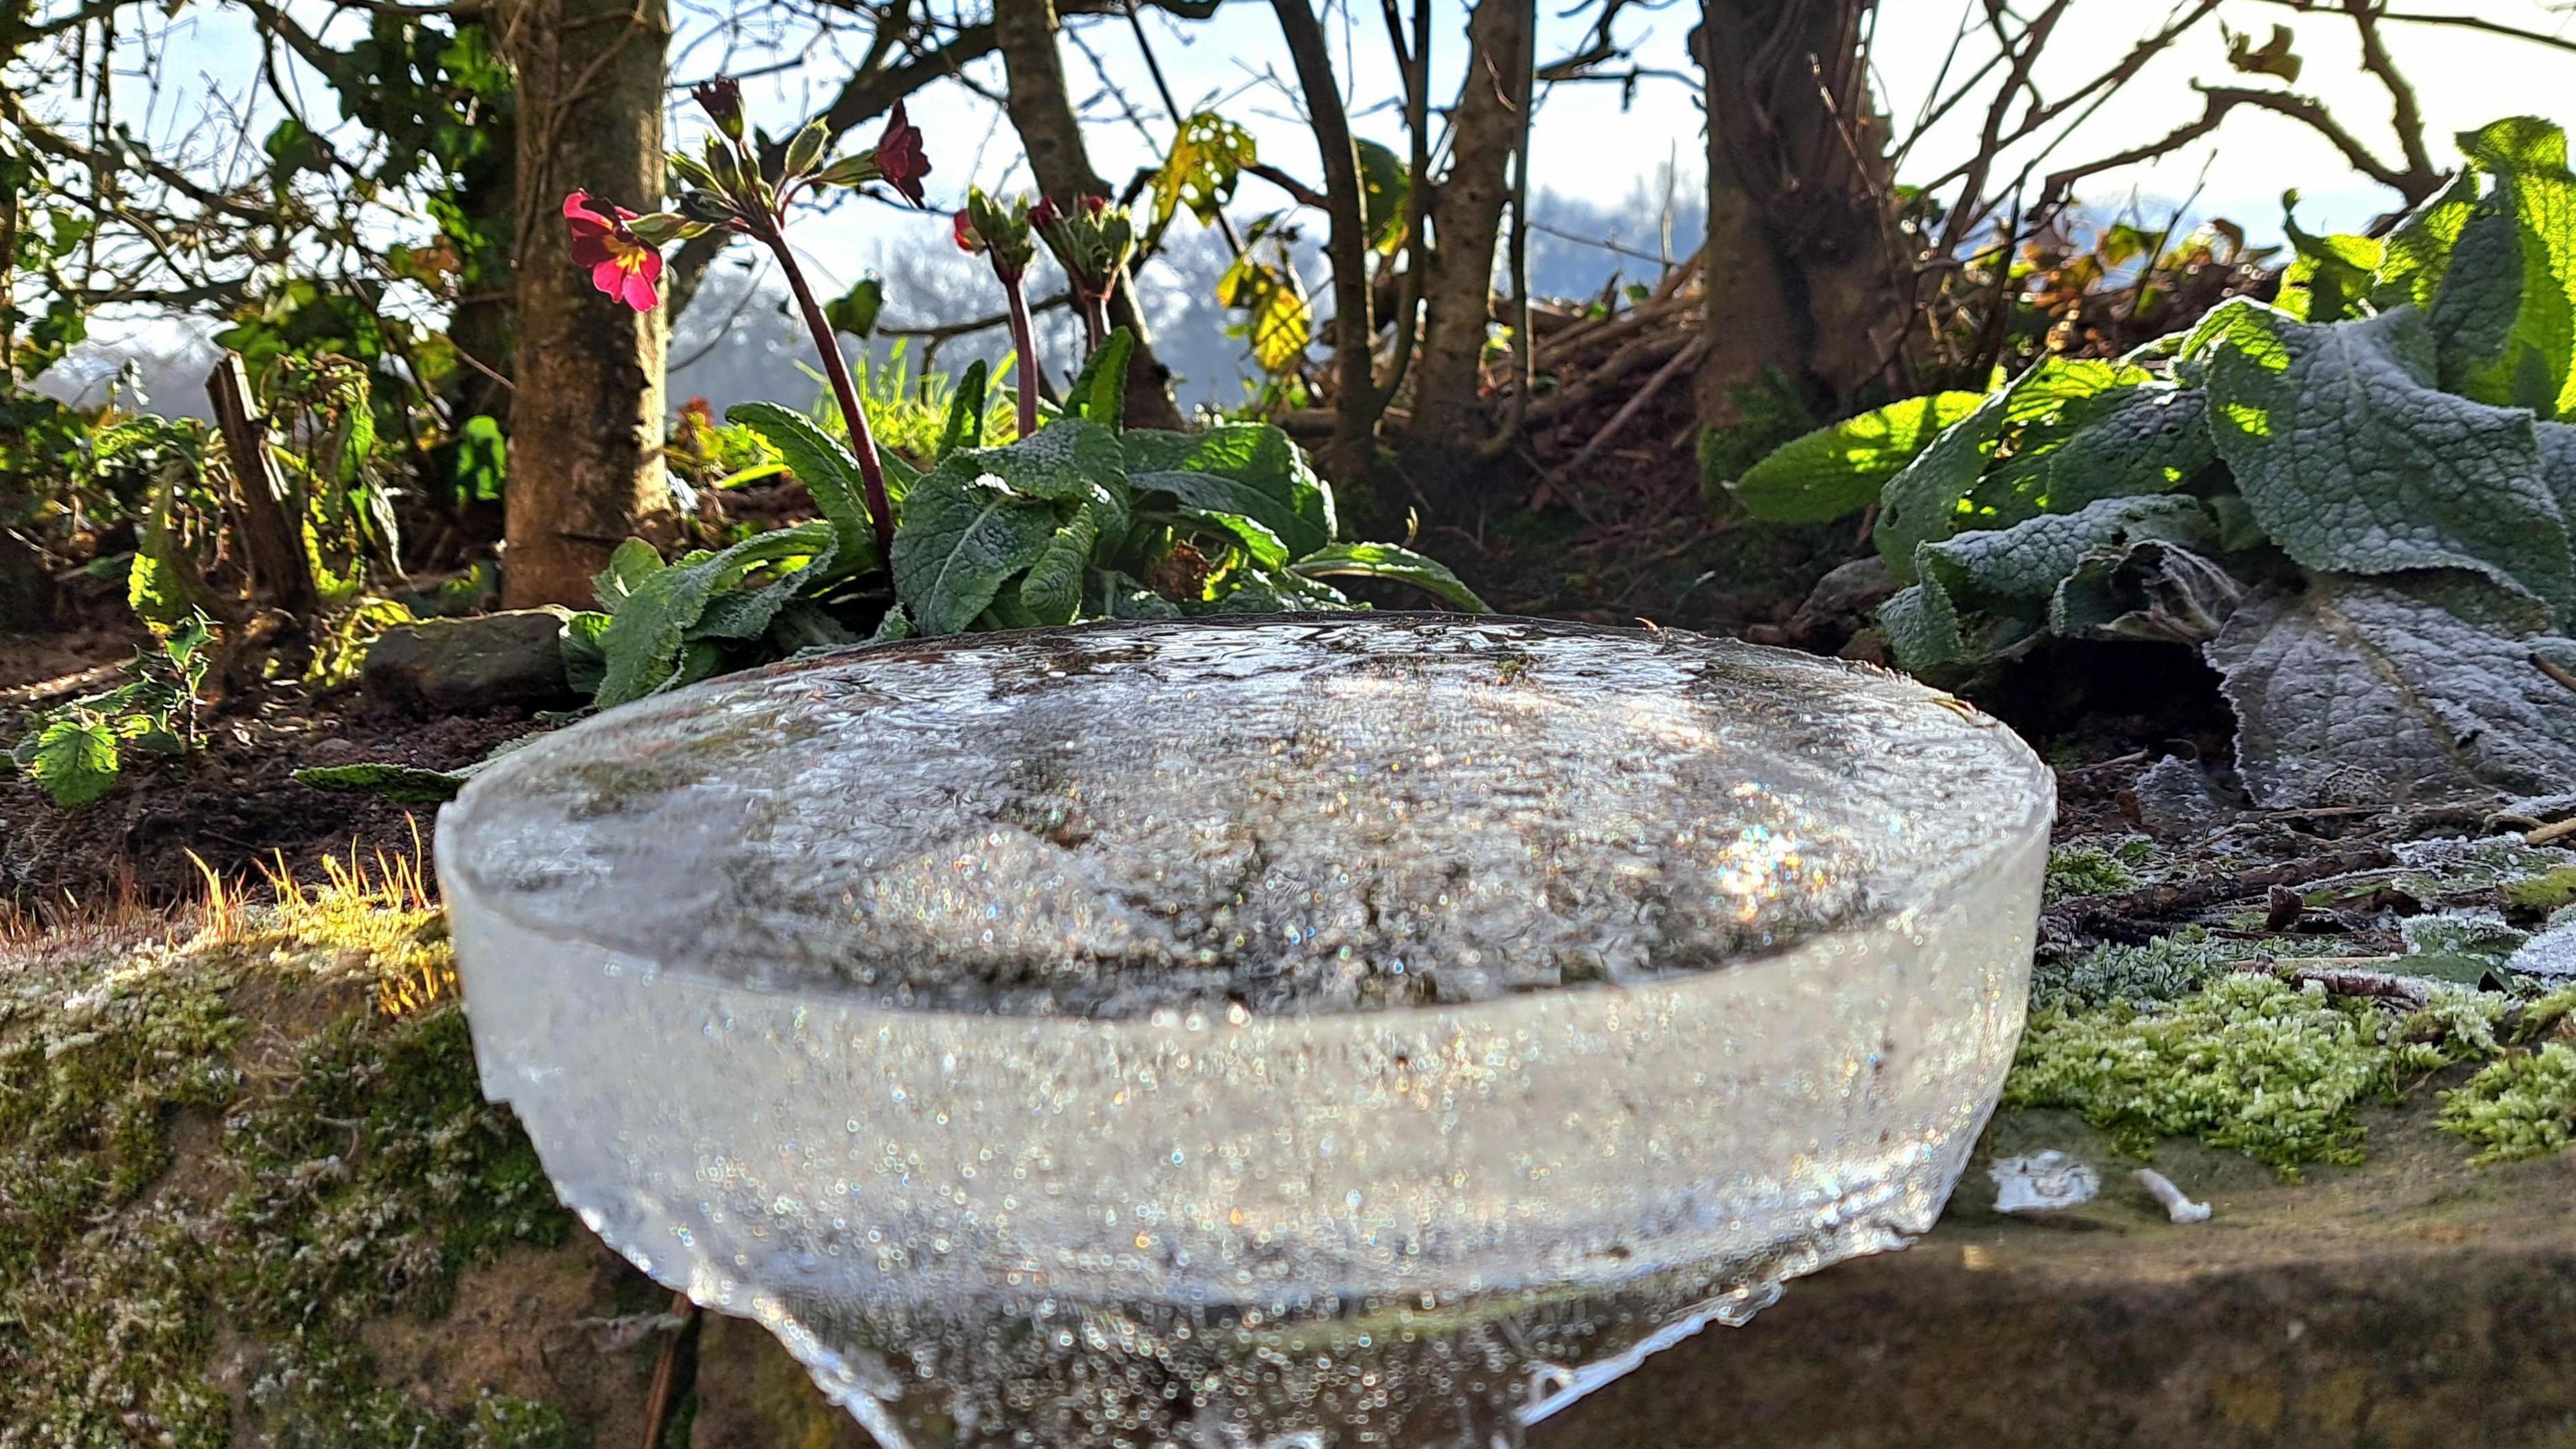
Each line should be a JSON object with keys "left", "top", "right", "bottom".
{"left": 0, "top": 585, "right": 546, "bottom": 912}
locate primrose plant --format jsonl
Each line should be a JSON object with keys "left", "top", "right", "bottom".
{"left": 1723, "top": 115, "right": 2576, "bottom": 812}
{"left": 551, "top": 80, "right": 1485, "bottom": 712}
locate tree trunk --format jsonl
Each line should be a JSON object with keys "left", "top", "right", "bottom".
{"left": 992, "top": 0, "right": 1185, "bottom": 430}
{"left": 1270, "top": 0, "right": 1377, "bottom": 481}
{"left": 1406, "top": 0, "right": 1529, "bottom": 455}
{"left": 498, "top": 0, "right": 673, "bottom": 609}
{"left": 1695, "top": 0, "right": 1913, "bottom": 428}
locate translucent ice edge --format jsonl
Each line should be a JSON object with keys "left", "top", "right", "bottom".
{"left": 435, "top": 617, "right": 2056, "bottom": 1446}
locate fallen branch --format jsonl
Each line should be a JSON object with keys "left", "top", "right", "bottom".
{"left": 1551, "top": 335, "right": 1708, "bottom": 478}
{"left": 2049, "top": 843, "right": 2400, "bottom": 940}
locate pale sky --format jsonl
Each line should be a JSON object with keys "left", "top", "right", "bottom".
{"left": 30, "top": 0, "right": 2576, "bottom": 403}
{"left": 85, "top": 0, "right": 2576, "bottom": 240}
{"left": 694, "top": 0, "right": 2576, "bottom": 267}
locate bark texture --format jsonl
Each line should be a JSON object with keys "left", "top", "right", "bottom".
{"left": 1270, "top": 0, "right": 1378, "bottom": 480}
{"left": 1406, "top": 0, "right": 1529, "bottom": 454}
{"left": 498, "top": 0, "right": 672, "bottom": 608}
{"left": 994, "top": 0, "right": 1185, "bottom": 429}
{"left": 1695, "top": 0, "right": 1913, "bottom": 427}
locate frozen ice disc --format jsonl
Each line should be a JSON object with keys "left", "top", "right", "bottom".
{"left": 437, "top": 616, "right": 2054, "bottom": 1446}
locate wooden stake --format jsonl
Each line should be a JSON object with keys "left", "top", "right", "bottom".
{"left": 205, "top": 352, "right": 318, "bottom": 616}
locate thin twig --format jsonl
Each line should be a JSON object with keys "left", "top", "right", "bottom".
{"left": 639, "top": 1291, "right": 704, "bottom": 1449}
{"left": 1552, "top": 335, "right": 1707, "bottom": 477}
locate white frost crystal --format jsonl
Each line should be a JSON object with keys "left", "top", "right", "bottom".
{"left": 437, "top": 616, "right": 2053, "bottom": 1446}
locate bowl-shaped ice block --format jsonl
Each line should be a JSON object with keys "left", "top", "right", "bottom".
{"left": 435, "top": 616, "right": 2053, "bottom": 1447}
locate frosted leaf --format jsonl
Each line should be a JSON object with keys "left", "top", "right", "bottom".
{"left": 2206, "top": 572, "right": 2576, "bottom": 807}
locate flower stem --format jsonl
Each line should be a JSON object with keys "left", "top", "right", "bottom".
{"left": 1004, "top": 274, "right": 1042, "bottom": 441}
{"left": 763, "top": 229, "right": 896, "bottom": 561}
{"left": 1080, "top": 292, "right": 1111, "bottom": 357}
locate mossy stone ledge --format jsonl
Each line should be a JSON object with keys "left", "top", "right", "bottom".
{"left": 5, "top": 885, "right": 2573, "bottom": 1448}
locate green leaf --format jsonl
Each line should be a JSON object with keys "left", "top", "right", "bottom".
{"left": 1093, "top": 572, "right": 1181, "bottom": 619}
{"left": 2174, "top": 297, "right": 2282, "bottom": 384}
{"left": 1017, "top": 501, "right": 1109, "bottom": 625}
{"left": 2025, "top": 384, "right": 2216, "bottom": 512}
{"left": 126, "top": 548, "right": 191, "bottom": 626}
{"left": 1179, "top": 508, "right": 1289, "bottom": 568}
{"left": 2373, "top": 169, "right": 2480, "bottom": 313}
{"left": 725, "top": 401, "right": 881, "bottom": 572}
{"left": 1151, "top": 111, "right": 1259, "bottom": 235}
{"left": 561, "top": 610, "right": 610, "bottom": 696}
{"left": 823, "top": 276, "right": 883, "bottom": 338}
{"left": 592, "top": 524, "right": 837, "bottom": 706}
{"left": 1356, "top": 138, "right": 1410, "bottom": 254}
{"left": 1216, "top": 254, "right": 1313, "bottom": 374}
{"left": 1065, "top": 329, "right": 1135, "bottom": 431}
{"left": 2438, "top": 117, "right": 2576, "bottom": 418}
{"left": 2429, "top": 195, "right": 2526, "bottom": 393}
{"left": 2206, "top": 305, "right": 2576, "bottom": 621}
{"left": 1880, "top": 496, "right": 2212, "bottom": 673}
{"left": 937, "top": 360, "right": 989, "bottom": 460}
{"left": 25, "top": 718, "right": 119, "bottom": 808}
{"left": 890, "top": 471, "right": 1061, "bottom": 635}
{"left": 592, "top": 537, "right": 665, "bottom": 612}
{"left": 1125, "top": 424, "right": 1334, "bottom": 557}
{"left": 1876, "top": 578, "right": 1973, "bottom": 674}
{"left": 2207, "top": 570, "right": 2576, "bottom": 807}
{"left": 2277, "top": 199, "right": 2381, "bottom": 322}
{"left": 2538, "top": 420, "right": 2576, "bottom": 533}
{"left": 1727, "top": 391, "right": 1986, "bottom": 523}
{"left": 1873, "top": 361, "right": 2137, "bottom": 574}
{"left": 1921, "top": 496, "right": 2212, "bottom": 618}
{"left": 293, "top": 762, "right": 470, "bottom": 804}
{"left": 938, "top": 417, "right": 1128, "bottom": 503}
{"left": 1290, "top": 542, "right": 1491, "bottom": 611}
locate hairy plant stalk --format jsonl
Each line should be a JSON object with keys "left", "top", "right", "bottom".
{"left": 761, "top": 227, "right": 896, "bottom": 559}
{"left": 1078, "top": 289, "right": 1112, "bottom": 356}
{"left": 1004, "top": 272, "right": 1043, "bottom": 439}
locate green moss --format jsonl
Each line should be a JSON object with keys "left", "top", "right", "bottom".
{"left": 2005, "top": 974, "right": 2405, "bottom": 1177}
{"left": 2512, "top": 983, "right": 2576, "bottom": 1043}
{"left": 0, "top": 943, "right": 242, "bottom": 1281}
{"left": 2438, "top": 1043, "right": 2576, "bottom": 1164}
{"left": 2032, "top": 925, "right": 2347, "bottom": 1010}
{"left": 2042, "top": 837, "right": 2161, "bottom": 904}
{"left": 1695, "top": 366, "right": 1815, "bottom": 504}
{"left": 472, "top": 1395, "right": 578, "bottom": 1449}
{"left": 0, "top": 893, "right": 578, "bottom": 1446}
{"left": 223, "top": 1004, "right": 566, "bottom": 1332}
{"left": 2502, "top": 865, "right": 2576, "bottom": 914}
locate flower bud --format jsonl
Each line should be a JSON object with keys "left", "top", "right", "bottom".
{"left": 959, "top": 186, "right": 1036, "bottom": 283}
{"left": 704, "top": 138, "right": 745, "bottom": 196}
{"left": 784, "top": 119, "right": 830, "bottom": 182}
{"left": 667, "top": 151, "right": 716, "bottom": 190}
{"left": 679, "top": 189, "right": 736, "bottom": 225}
{"left": 625, "top": 211, "right": 692, "bottom": 245}
{"left": 815, "top": 153, "right": 880, "bottom": 189}
{"left": 693, "top": 78, "right": 745, "bottom": 141}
